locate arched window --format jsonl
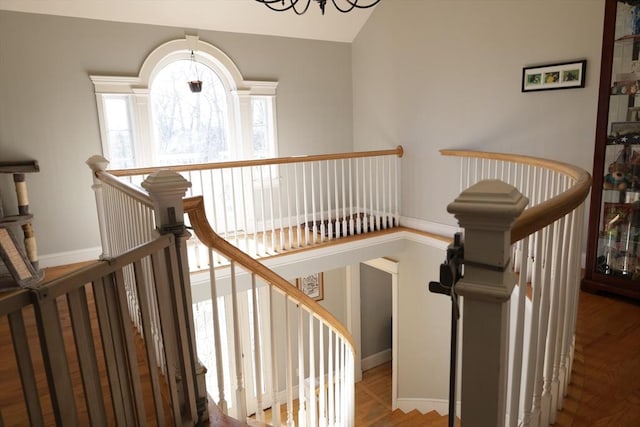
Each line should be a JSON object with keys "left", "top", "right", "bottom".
{"left": 91, "top": 35, "right": 278, "bottom": 169}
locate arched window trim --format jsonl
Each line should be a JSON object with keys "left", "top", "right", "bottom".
{"left": 90, "top": 35, "right": 278, "bottom": 167}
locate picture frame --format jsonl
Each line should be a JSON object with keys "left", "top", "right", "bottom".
{"left": 296, "top": 272, "right": 324, "bottom": 301}
{"left": 522, "top": 60, "right": 586, "bottom": 92}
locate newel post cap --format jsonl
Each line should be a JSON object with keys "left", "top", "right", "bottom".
{"left": 448, "top": 179, "right": 528, "bottom": 301}
{"left": 86, "top": 155, "right": 110, "bottom": 172}
{"left": 142, "top": 170, "right": 192, "bottom": 233}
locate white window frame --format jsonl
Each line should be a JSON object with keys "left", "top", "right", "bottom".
{"left": 91, "top": 35, "right": 278, "bottom": 168}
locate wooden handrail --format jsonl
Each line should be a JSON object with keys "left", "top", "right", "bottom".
{"left": 440, "top": 149, "right": 591, "bottom": 243}
{"left": 94, "top": 170, "right": 154, "bottom": 207}
{"left": 183, "top": 196, "right": 355, "bottom": 350}
{"left": 109, "top": 146, "right": 404, "bottom": 177}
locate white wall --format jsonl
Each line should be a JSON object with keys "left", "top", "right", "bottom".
{"left": 353, "top": 0, "right": 605, "bottom": 227}
{"left": 395, "top": 240, "right": 450, "bottom": 401}
{"left": 0, "top": 11, "right": 354, "bottom": 263}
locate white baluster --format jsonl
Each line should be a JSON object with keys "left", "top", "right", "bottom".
{"left": 208, "top": 250, "right": 228, "bottom": 413}
{"left": 341, "top": 159, "right": 347, "bottom": 237}
{"left": 312, "top": 162, "right": 318, "bottom": 243}
{"left": 375, "top": 158, "right": 380, "bottom": 231}
{"left": 508, "top": 237, "right": 529, "bottom": 427}
{"left": 269, "top": 285, "right": 282, "bottom": 427}
{"left": 230, "top": 261, "right": 247, "bottom": 421}
{"left": 303, "top": 163, "right": 310, "bottom": 247}
{"left": 309, "top": 312, "right": 316, "bottom": 427}
{"left": 319, "top": 320, "right": 327, "bottom": 427}
{"left": 381, "top": 157, "right": 386, "bottom": 229}
{"left": 320, "top": 161, "right": 326, "bottom": 241}
{"left": 295, "top": 164, "right": 302, "bottom": 247}
{"left": 395, "top": 155, "right": 400, "bottom": 228}
{"left": 230, "top": 167, "right": 240, "bottom": 247}
{"left": 334, "top": 161, "right": 340, "bottom": 239}
{"left": 298, "top": 305, "right": 307, "bottom": 427}
{"left": 327, "top": 161, "right": 334, "bottom": 239}
{"left": 328, "top": 329, "right": 335, "bottom": 427}
{"left": 250, "top": 167, "right": 260, "bottom": 257}
{"left": 355, "top": 159, "right": 361, "bottom": 234}
{"left": 348, "top": 159, "right": 354, "bottom": 236}
{"left": 220, "top": 169, "right": 230, "bottom": 245}
{"left": 286, "top": 164, "right": 294, "bottom": 250}
{"left": 240, "top": 168, "right": 250, "bottom": 254}
{"left": 362, "top": 159, "right": 368, "bottom": 233}
{"left": 251, "top": 274, "right": 265, "bottom": 421}
{"left": 286, "top": 296, "right": 295, "bottom": 427}
{"left": 368, "top": 157, "right": 374, "bottom": 233}
{"left": 267, "top": 163, "right": 276, "bottom": 251}
{"left": 275, "top": 166, "right": 285, "bottom": 252}
{"left": 259, "top": 165, "right": 268, "bottom": 254}
{"left": 533, "top": 224, "right": 554, "bottom": 427}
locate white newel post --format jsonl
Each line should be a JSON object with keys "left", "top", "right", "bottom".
{"left": 86, "top": 155, "right": 112, "bottom": 259}
{"left": 141, "top": 171, "right": 208, "bottom": 423}
{"left": 447, "top": 180, "right": 528, "bottom": 427}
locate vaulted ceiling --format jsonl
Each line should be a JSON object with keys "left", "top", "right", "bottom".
{"left": 0, "top": 0, "right": 376, "bottom": 42}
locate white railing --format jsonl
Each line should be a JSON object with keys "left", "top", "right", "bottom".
{"left": 88, "top": 152, "right": 360, "bottom": 426}
{"left": 186, "top": 196, "right": 356, "bottom": 426}
{"left": 107, "top": 147, "right": 403, "bottom": 270}
{"left": 87, "top": 155, "right": 166, "bottom": 371}
{"left": 442, "top": 150, "right": 591, "bottom": 427}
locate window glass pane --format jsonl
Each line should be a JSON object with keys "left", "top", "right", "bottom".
{"left": 151, "top": 60, "right": 229, "bottom": 166}
{"left": 103, "top": 96, "right": 135, "bottom": 169}
{"left": 252, "top": 97, "right": 274, "bottom": 159}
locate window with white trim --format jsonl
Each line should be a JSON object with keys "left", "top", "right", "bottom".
{"left": 91, "top": 35, "right": 278, "bottom": 169}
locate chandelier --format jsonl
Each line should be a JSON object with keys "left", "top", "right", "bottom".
{"left": 255, "top": 0, "right": 381, "bottom": 15}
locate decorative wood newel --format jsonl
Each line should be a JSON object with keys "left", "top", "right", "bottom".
{"left": 447, "top": 179, "right": 528, "bottom": 427}
{"left": 141, "top": 170, "right": 206, "bottom": 424}
{"left": 86, "top": 155, "right": 112, "bottom": 259}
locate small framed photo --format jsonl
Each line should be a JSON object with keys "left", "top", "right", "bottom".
{"left": 296, "top": 272, "right": 324, "bottom": 301}
{"left": 522, "top": 60, "right": 586, "bottom": 92}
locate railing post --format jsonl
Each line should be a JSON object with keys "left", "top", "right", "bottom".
{"left": 447, "top": 179, "right": 528, "bottom": 427}
{"left": 141, "top": 171, "right": 209, "bottom": 423}
{"left": 86, "top": 155, "right": 112, "bottom": 258}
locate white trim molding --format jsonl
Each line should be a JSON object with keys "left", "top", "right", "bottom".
{"left": 361, "top": 348, "right": 392, "bottom": 371}
{"left": 39, "top": 246, "right": 102, "bottom": 268}
{"left": 396, "top": 398, "right": 461, "bottom": 417}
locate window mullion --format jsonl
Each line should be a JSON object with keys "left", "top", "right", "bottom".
{"left": 235, "top": 90, "right": 253, "bottom": 159}
{"left": 131, "top": 89, "right": 154, "bottom": 166}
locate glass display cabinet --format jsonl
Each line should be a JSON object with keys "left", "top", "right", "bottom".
{"left": 583, "top": 0, "right": 640, "bottom": 300}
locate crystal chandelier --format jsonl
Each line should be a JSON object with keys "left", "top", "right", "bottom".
{"left": 255, "top": 0, "right": 381, "bottom": 15}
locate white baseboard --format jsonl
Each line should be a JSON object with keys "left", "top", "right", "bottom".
{"left": 38, "top": 246, "right": 102, "bottom": 268}
{"left": 396, "top": 398, "right": 461, "bottom": 416}
{"left": 361, "top": 348, "right": 392, "bottom": 371}
{"left": 399, "top": 216, "right": 458, "bottom": 237}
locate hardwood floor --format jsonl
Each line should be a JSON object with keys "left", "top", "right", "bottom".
{"left": 554, "top": 290, "right": 640, "bottom": 427}
{"left": 352, "top": 290, "right": 640, "bottom": 427}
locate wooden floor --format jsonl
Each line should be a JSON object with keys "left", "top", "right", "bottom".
{"left": 351, "top": 290, "right": 640, "bottom": 427}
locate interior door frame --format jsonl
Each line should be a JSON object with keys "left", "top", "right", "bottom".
{"left": 347, "top": 257, "right": 399, "bottom": 411}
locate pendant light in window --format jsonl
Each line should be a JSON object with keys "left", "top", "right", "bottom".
{"left": 188, "top": 51, "right": 202, "bottom": 93}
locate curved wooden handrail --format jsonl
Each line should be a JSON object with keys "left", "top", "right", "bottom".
{"left": 109, "top": 146, "right": 404, "bottom": 177}
{"left": 440, "top": 149, "right": 591, "bottom": 243}
{"left": 183, "top": 195, "right": 356, "bottom": 350}
{"left": 95, "top": 170, "right": 154, "bottom": 207}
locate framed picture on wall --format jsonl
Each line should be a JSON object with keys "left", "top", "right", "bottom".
{"left": 522, "top": 59, "right": 586, "bottom": 92}
{"left": 296, "top": 272, "right": 324, "bottom": 301}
